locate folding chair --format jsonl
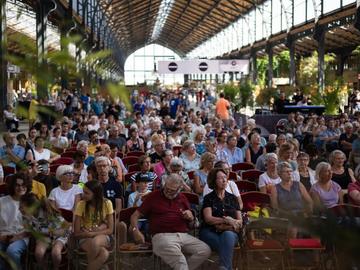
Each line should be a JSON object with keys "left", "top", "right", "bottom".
{"left": 52, "top": 157, "right": 74, "bottom": 165}
{"left": 50, "top": 164, "right": 61, "bottom": 174}
{"left": 187, "top": 170, "right": 195, "bottom": 181}
{"left": 61, "top": 151, "right": 76, "bottom": 158}
{"left": 232, "top": 162, "right": 255, "bottom": 173}
{"left": 241, "top": 191, "right": 271, "bottom": 212}
{"left": 117, "top": 152, "right": 124, "bottom": 159}
{"left": 241, "top": 170, "right": 263, "bottom": 183}
{"left": 172, "top": 145, "right": 182, "bottom": 157}
{"left": 244, "top": 217, "right": 289, "bottom": 270}
{"left": 117, "top": 207, "right": 153, "bottom": 269}
{"left": 122, "top": 156, "right": 139, "bottom": 168}
{"left": 228, "top": 171, "right": 239, "bottom": 181}
{"left": 128, "top": 164, "right": 141, "bottom": 173}
{"left": 126, "top": 151, "right": 145, "bottom": 157}
{"left": 181, "top": 192, "right": 200, "bottom": 236}
{"left": 3, "top": 166, "right": 15, "bottom": 177}
{"left": 0, "top": 184, "right": 8, "bottom": 197}
{"left": 236, "top": 180, "right": 257, "bottom": 194}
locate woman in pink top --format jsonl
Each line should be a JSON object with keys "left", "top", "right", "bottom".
{"left": 153, "top": 150, "right": 174, "bottom": 179}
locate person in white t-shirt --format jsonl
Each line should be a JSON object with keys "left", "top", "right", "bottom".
{"left": 87, "top": 115, "right": 100, "bottom": 131}
{"left": 26, "top": 136, "right": 60, "bottom": 163}
{"left": 258, "top": 153, "right": 281, "bottom": 194}
{"left": 49, "top": 165, "right": 82, "bottom": 211}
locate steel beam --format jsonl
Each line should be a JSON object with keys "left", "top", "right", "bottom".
{"left": 314, "top": 24, "right": 325, "bottom": 92}
{"left": 266, "top": 43, "right": 273, "bottom": 88}
{"left": 286, "top": 35, "right": 296, "bottom": 87}
{"left": 0, "top": 0, "right": 7, "bottom": 111}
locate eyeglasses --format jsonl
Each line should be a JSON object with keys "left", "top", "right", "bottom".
{"left": 62, "top": 172, "right": 74, "bottom": 176}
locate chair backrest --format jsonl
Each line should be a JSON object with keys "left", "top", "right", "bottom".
{"left": 0, "top": 184, "right": 8, "bottom": 197}
{"left": 50, "top": 163, "right": 61, "bottom": 174}
{"left": 117, "top": 152, "right": 124, "bottom": 159}
{"left": 128, "top": 164, "right": 141, "bottom": 173}
{"left": 3, "top": 166, "right": 15, "bottom": 177}
{"left": 59, "top": 208, "right": 73, "bottom": 223}
{"left": 232, "top": 162, "right": 255, "bottom": 172}
{"left": 236, "top": 180, "right": 257, "bottom": 194}
{"left": 241, "top": 169, "right": 263, "bottom": 182}
{"left": 122, "top": 156, "right": 139, "bottom": 168}
{"left": 172, "top": 145, "right": 182, "bottom": 156}
{"left": 61, "top": 151, "right": 76, "bottom": 158}
{"left": 187, "top": 171, "right": 195, "bottom": 180}
{"left": 330, "top": 204, "right": 360, "bottom": 217}
{"left": 241, "top": 191, "right": 271, "bottom": 212}
{"left": 119, "top": 207, "right": 138, "bottom": 223}
{"left": 99, "top": 139, "right": 106, "bottom": 144}
{"left": 52, "top": 157, "right": 74, "bottom": 165}
{"left": 182, "top": 192, "right": 199, "bottom": 205}
{"left": 228, "top": 171, "right": 238, "bottom": 181}
{"left": 66, "top": 146, "right": 78, "bottom": 152}
{"left": 52, "top": 146, "right": 64, "bottom": 155}
{"left": 126, "top": 151, "right": 145, "bottom": 157}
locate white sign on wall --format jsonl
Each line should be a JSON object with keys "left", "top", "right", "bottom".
{"left": 158, "top": 59, "right": 249, "bottom": 74}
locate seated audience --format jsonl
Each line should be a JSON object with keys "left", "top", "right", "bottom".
{"left": 200, "top": 168, "right": 242, "bottom": 270}
{"left": 49, "top": 165, "right": 82, "bottom": 211}
{"left": 20, "top": 193, "right": 70, "bottom": 270}
{"left": 310, "top": 162, "right": 343, "bottom": 210}
{"left": 0, "top": 173, "right": 31, "bottom": 269}
{"left": 293, "top": 152, "right": 316, "bottom": 191}
{"left": 258, "top": 153, "right": 281, "bottom": 194}
{"left": 130, "top": 173, "right": 211, "bottom": 269}
{"left": 179, "top": 140, "right": 201, "bottom": 173}
{"left": 74, "top": 181, "right": 114, "bottom": 270}
{"left": 330, "top": 150, "right": 356, "bottom": 189}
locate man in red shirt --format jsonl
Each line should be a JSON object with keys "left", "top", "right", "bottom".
{"left": 130, "top": 174, "right": 211, "bottom": 270}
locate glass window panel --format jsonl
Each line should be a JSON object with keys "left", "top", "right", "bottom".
{"left": 272, "top": 0, "right": 281, "bottom": 34}
{"left": 294, "top": 0, "right": 306, "bottom": 25}
{"left": 281, "top": 0, "right": 292, "bottom": 30}
{"left": 256, "top": 8, "right": 263, "bottom": 41}
{"left": 324, "top": 0, "right": 340, "bottom": 13}
{"left": 306, "top": 0, "right": 315, "bottom": 21}
{"left": 343, "top": 0, "right": 356, "bottom": 6}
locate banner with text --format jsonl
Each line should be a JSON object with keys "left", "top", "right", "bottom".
{"left": 158, "top": 59, "right": 249, "bottom": 74}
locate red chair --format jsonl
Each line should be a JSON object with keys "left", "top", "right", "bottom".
{"left": 236, "top": 181, "right": 257, "bottom": 194}
{"left": 128, "top": 164, "right": 141, "bottom": 173}
{"left": 187, "top": 171, "right": 195, "bottom": 180}
{"left": 182, "top": 192, "right": 199, "bottom": 205}
{"left": 61, "top": 151, "right": 76, "bottom": 158}
{"left": 122, "top": 156, "right": 139, "bottom": 168}
{"left": 3, "top": 166, "right": 15, "bottom": 177}
{"left": 330, "top": 204, "right": 360, "bottom": 218}
{"left": 52, "top": 157, "right": 74, "bottom": 165}
{"left": 228, "top": 171, "right": 238, "bottom": 181}
{"left": 0, "top": 184, "right": 8, "bottom": 197}
{"left": 126, "top": 151, "right": 145, "bottom": 157}
{"left": 241, "top": 169, "right": 263, "bottom": 182}
{"left": 241, "top": 191, "right": 271, "bottom": 212}
{"left": 232, "top": 162, "right": 254, "bottom": 172}
{"left": 287, "top": 238, "right": 325, "bottom": 269}
{"left": 99, "top": 139, "right": 106, "bottom": 144}
{"left": 172, "top": 145, "right": 182, "bottom": 156}
{"left": 59, "top": 208, "right": 73, "bottom": 223}
{"left": 50, "top": 164, "right": 61, "bottom": 174}
{"left": 66, "top": 146, "right": 78, "bottom": 152}
{"left": 117, "top": 152, "right": 124, "bottom": 159}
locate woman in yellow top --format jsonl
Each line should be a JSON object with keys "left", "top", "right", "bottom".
{"left": 74, "top": 181, "right": 114, "bottom": 270}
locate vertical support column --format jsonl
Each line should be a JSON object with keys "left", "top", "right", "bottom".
{"left": 354, "top": 0, "right": 360, "bottom": 30}
{"left": 250, "top": 49, "right": 257, "bottom": 84}
{"left": 229, "top": 72, "right": 234, "bottom": 82}
{"left": 266, "top": 43, "right": 273, "bottom": 88}
{"left": 75, "top": 44, "right": 82, "bottom": 91}
{"left": 35, "top": 0, "right": 55, "bottom": 99}
{"left": 287, "top": 35, "right": 296, "bottom": 87}
{"left": 215, "top": 74, "right": 219, "bottom": 84}
{"left": 0, "top": 0, "right": 7, "bottom": 110}
{"left": 184, "top": 74, "right": 189, "bottom": 85}
{"left": 60, "top": 27, "right": 68, "bottom": 90}
{"left": 314, "top": 24, "right": 325, "bottom": 92}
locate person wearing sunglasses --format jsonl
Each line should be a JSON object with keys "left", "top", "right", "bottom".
{"left": 48, "top": 165, "right": 82, "bottom": 211}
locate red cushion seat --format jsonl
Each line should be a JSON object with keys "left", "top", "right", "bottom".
{"left": 288, "top": 238, "right": 323, "bottom": 249}
{"left": 246, "top": 239, "right": 283, "bottom": 250}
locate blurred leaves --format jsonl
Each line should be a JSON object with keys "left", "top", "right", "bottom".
{"left": 107, "top": 82, "right": 132, "bottom": 111}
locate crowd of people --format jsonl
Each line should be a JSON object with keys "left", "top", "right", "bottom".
{"left": 0, "top": 87, "right": 360, "bottom": 270}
